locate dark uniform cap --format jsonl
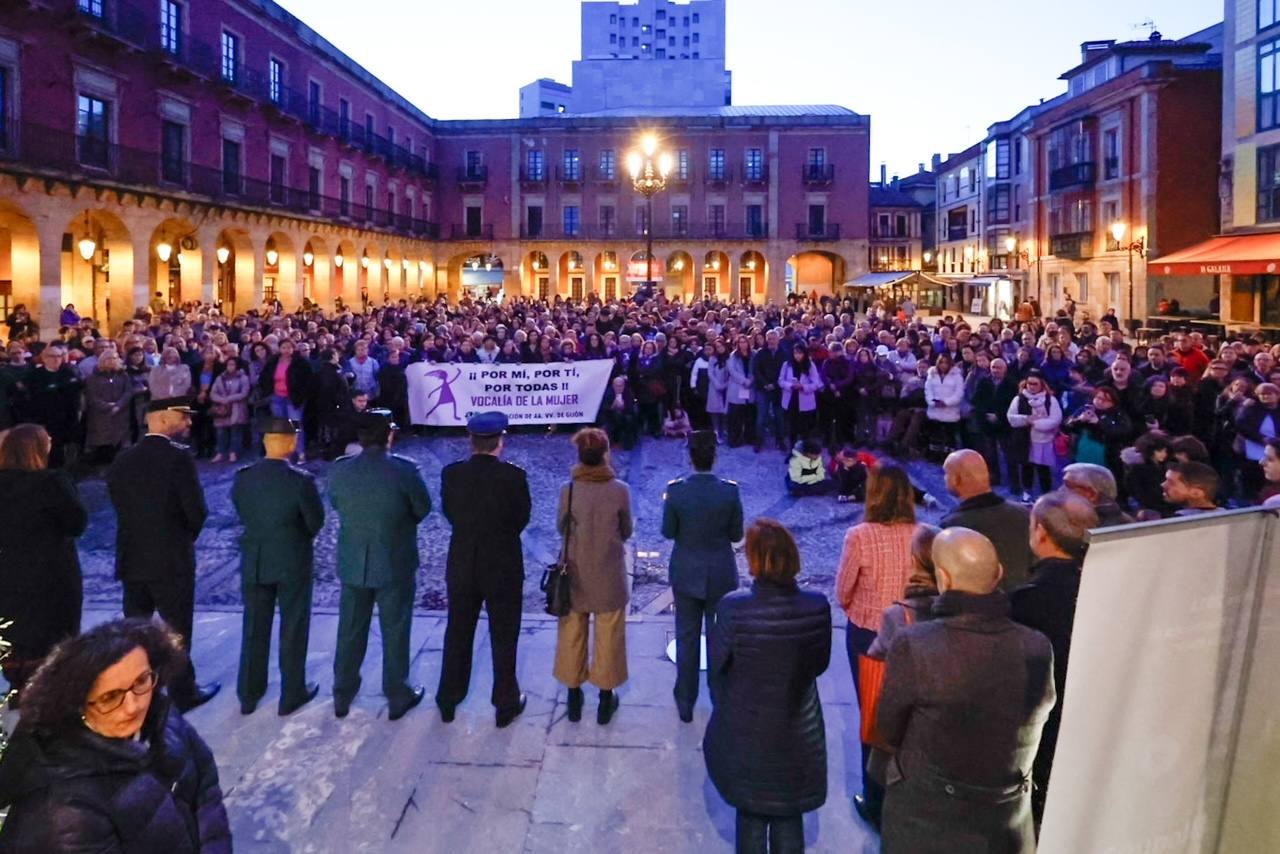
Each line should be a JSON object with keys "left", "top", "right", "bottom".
{"left": 259, "top": 417, "right": 299, "bottom": 435}
{"left": 355, "top": 408, "right": 397, "bottom": 431}
{"left": 688, "top": 429, "right": 717, "bottom": 454}
{"left": 147, "top": 396, "right": 196, "bottom": 414}
{"left": 467, "top": 411, "right": 508, "bottom": 437}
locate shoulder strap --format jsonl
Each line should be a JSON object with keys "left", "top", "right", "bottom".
{"left": 559, "top": 482, "right": 575, "bottom": 567}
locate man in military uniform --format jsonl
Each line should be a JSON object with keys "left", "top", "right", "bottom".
{"left": 661, "top": 429, "right": 744, "bottom": 722}
{"left": 328, "top": 409, "right": 432, "bottom": 720}
{"left": 437, "top": 412, "right": 532, "bottom": 728}
{"left": 231, "top": 417, "right": 325, "bottom": 716}
{"left": 106, "top": 397, "right": 219, "bottom": 711}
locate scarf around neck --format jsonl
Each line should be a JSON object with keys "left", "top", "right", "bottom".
{"left": 571, "top": 462, "right": 616, "bottom": 483}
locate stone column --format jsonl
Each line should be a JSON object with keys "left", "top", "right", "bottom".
{"left": 36, "top": 219, "right": 65, "bottom": 339}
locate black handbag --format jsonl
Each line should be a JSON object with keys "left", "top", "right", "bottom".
{"left": 541, "top": 482, "right": 574, "bottom": 617}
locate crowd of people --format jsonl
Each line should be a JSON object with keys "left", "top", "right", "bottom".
{"left": 1, "top": 290, "right": 1279, "bottom": 853}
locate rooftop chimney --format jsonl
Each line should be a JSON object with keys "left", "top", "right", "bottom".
{"left": 931, "top": 153, "right": 942, "bottom": 171}
{"left": 1080, "top": 39, "right": 1116, "bottom": 64}
{"left": 880, "top": 163, "right": 887, "bottom": 187}
{"left": 918, "top": 162, "right": 926, "bottom": 173}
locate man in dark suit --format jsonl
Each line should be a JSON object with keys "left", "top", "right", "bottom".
{"left": 437, "top": 412, "right": 532, "bottom": 728}
{"left": 106, "top": 397, "right": 219, "bottom": 711}
{"left": 661, "top": 430, "right": 745, "bottom": 722}
{"left": 231, "top": 417, "right": 325, "bottom": 716}
{"left": 1011, "top": 492, "right": 1097, "bottom": 825}
{"left": 940, "top": 449, "right": 1034, "bottom": 589}
{"left": 329, "top": 409, "right": 432, "bottom": 720}
{"left": 878, "top": 527, "right": 1055, "bottom": 852}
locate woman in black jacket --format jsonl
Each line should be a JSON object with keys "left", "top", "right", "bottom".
{"left": 257, "top": 338, "right": 313, "bottom": 462}
{"left": 0, "top": 619, "right": 232, "bottom": 853}
{"left": 0, "top": 424, "right": 87, "bottom": 702}
{"left": 704, "top": 519, "right": 832, "bottom": 854}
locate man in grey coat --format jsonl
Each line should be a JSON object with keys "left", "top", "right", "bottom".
{"left": 940, "top": 450, "right": 1034, "bottom": 589}
{"left": 878, "top": 528, "right": 1055, "bottom": 853}
{"left": 661, "top": 430, "right": 744, "bottom": 722}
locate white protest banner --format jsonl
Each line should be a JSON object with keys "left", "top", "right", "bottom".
{"left": 405, "top": 360, "right": 615, "bottom": 427}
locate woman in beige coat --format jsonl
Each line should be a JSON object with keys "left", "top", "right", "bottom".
{"left": 554, "top": 427, "right": 633, "bottom": 725}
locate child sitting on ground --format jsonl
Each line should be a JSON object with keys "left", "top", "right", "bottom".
{"left": 829, "top": 446, "right": 873, "bottom": 503}
{"left": 663, "top": 407, "right": 692, "bottom": 439}
{"left": 786, "top": 437, "right": 833, "bottom": 496}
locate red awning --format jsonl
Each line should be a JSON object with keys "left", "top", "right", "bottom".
{"left": 1151, "top": 233, "right": 1280, "bottom": 276}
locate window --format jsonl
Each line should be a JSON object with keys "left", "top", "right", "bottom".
{"left": 599, "top": 148, "right": 616, "bottom": 179}
{"left": 365, "top": 114, "right": 374, "bottom": 147}
{"left": 745, "top": 147, "right": 763, "bottom": 180}
{"left": 308, "top": 166, "right": 320, "bottom": 210}
{"left": 692, "top": 52, "right": 699, "bottom": 59}
{"left": 1258, "top": 143, "right": 1280, "bottom": 221}
{"left": 160, "top": 121, "right": 185, "bottom": 183}
{"left": 269, "top": 58, "right": 283, "bottom": 104}
{"left": 465, "top": 206, "right": 482, "bottom": 237}
{"left": 1014, "top": 137, "right": 1024, "bottom": 175}
{"left": 308, "top": 81, "right": 321, "bottom": 124}
{"left": 609, "top": 13, "right": 616, "bottom": 24}
{"left": 160, "top": 0, "right": 181, "bottom": 56}
{"left": 221, "top": 138, "right": 241, "bottom": 193}
{"left": 708, "top": 204, "right": 726, "bottom": 235}
{"left": 656, "top": 9, "right": 665, "bottom": 19}
{"left": 808, "top": 204, "right": 826, "bottom": 236}
{"left": 270, "top": 154, "right": 285, "bottom": 203}
{"left": 672, "top": 205, "right": 688, "bottom": 235}
{"left": 1102, "top": 200, "right": 1120, "bottom": 242}
{"left": 78, "top": 0, "right": 103, "bottom": 18}
{"left": 220, "top": 32, "right": 239, "bottom": 83}
{"left": 1014, "top": 185, "right": 1023, "bottom": 220}
{"left": 339, "top": 176, "right": 350, "bottom": 216}
{"left": 807, "top": 147, "right": 826, "bottom": 178}
{"left": 76, "top": 94, "right": 109, "bottom": 168}
{"left": 364, "top": 184, "right": 374, "bottom": 218}
{"left": 526, "top": 205, "right": 543, "bottom": 237}
{"left": 563, "top": 205, "right": 581, "bottom": 237}
{"left": 709, "top": 148, "right": 725, "bottom": 180}
{"left": 1104, "top": 129, "right": 1120, "bottom": 179}
{"left": 985, "top": 139, "right": 1009, "bottom": 181}
{"left": 610, "top": 33, "right": 617, "bottom": 44}
{"left": 632, "top": 36, "right": 638, "bottom": 47}
{"left": 895, "top": 214, "right": 907, "bottom": 237}
{"left": 683, "top": 36, "right": 690, "bottom": 46}
{"left": 987, "top": 186, "right": 1010, "bottom": 223}
{"left": 386, "top": 190, "right": 396, "bottom": 216}
{"left": 526, "top": 149, "right": 544, "bottom": 180}
{"left": 878, "top": 214, "right": 890, "bottom": 236}
{"left": 1263, "top": 0, "right": 1280, "bottom": 31}
{"left": 632, "top": 16, "right": 638, "bottom": 26}
{"left": 746, "top": 204, "right": 764, "bottom": 237}
{"left": 563, "top": 148, "right": 580, "bottom": 180}
{"left": 656, "top": 49, "right": 665, "bottom": 58}
{"left": 677, "top": 149, "right": 690, "bottom": 180}
{"left": 465, "top": 150, "right": 482, "bottom": 178}
{"left": 693, "top": 12, "right": 700, "bottom": 22}
{"left": 339, "top": 98, "right": 350, "bottom": 138}
{"left": 1106, "top": 272, "right": 1121, "bottom": 309}
{"left": 1075, "top": 273, "right": 1089, "bottom": 303}
{"left": 693, "top": 32, "right": 700, "bottom": 43}
{"left": 600, "top": 204, "right": 615, "bottom": 235}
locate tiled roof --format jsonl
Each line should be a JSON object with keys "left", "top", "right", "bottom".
{"left": 870, "top": 187, "right": 923, "bottom": 208}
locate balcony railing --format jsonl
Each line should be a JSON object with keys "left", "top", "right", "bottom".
{"left": 458, "top": 165, "right": 488, "bottom": 187}
{"left": 557, "top": 165, "right": 583, "bottom": 186}
{"left": 705, "top": 166, "right": 732, "bottom": 186}
{"left": 741, "top": 166, "right": 768, "bottom": 186}
{"left": 796, "top": 222, "right": 842, "bottom": 241}
{"left": 946, "top": 226, "right": 969, "bottom": 242}
{"left": 450, "top": 223, "right": 495, "bottom": 240}
{"left": 802, "top": 164, "right": 835, "bottom": 185}
{"left": 513, "top": 223, "right": 771, "bottom": 241}
{"left": 593, "top": 165, "right": 619, "bottom": 186}
{"left": 870, "top": 226, "right": 912, "bottom": 239}
{"left": 1049, "top": 230, "right": 1095, "bottom": 259}
{"left": 520, "top": 168, "right": 547, "bottom": 188}
{"left": 1049, "top": 161, "right": 1096, "bottom": 191}
{"left": 0, "top": 120, "right": 438, "bottom": 240}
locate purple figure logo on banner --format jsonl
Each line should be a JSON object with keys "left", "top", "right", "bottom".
{"left": 420, "top": 367, "right": 462, "bottom": 422}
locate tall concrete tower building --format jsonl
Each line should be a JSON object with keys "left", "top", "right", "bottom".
{"left": 519, "top": 0, "right": 732, "bottom": 117}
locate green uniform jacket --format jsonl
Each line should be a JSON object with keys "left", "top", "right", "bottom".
{"left": 230, "top": 458, "right": 325, "bottom": 585}
{"left": 328, "top": 447, "right": 432, "bottom": 588}
{"left": 661, "top": 473, "right": 744, "bottom": 600}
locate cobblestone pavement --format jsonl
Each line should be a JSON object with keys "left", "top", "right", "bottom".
{"left": 75, "top": 431, "right": 955, "bottom": 614}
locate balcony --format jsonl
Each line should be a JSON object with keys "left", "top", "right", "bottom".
{"left": 741, "top": 166, "right": 768, "bottom": 188}
{"left": 946, "top": 226, "right": 969, "bottom": 242}
{"left": 1049, "top": 161, "right": 1096, "bottom": 191}
{"left": 802, "top": 164, "right": 835, "bottom": 186}
{"left": 450, "top": 223, "right": 495, "bottom": 240}
{"left": 1104, "top": 156, "right": 1120, "bottom": 180}
{"left": 71, "top": 0, "right": 152, "bottom": 52}
{"left": 1049, "top": 231, "right": 1095, "bottom": 260}
{"left": 457, "top": 165, "right": 488, "bottom": 189}
{"left": 795, "top": 223, "right": 842, "bottom": 241}
{"left": 704, "top": 166, "right": 732, "bottom": 188}
{"left": 593, "top": 166, "right": 620, "bottom": 188}
{"left": 668, "top": 169, "right": 693, "bottom": 189}
{"left": 0, "top": 120, "right": 438, "bottom": 242}
{"left": 520, "top": 168, "right": 547, "bottom": 190}
{"left": 557, "top": 165, "right": 583, "bottom": 188}
{"left": 870, "top": 226, "right": 912, "bottom": 240}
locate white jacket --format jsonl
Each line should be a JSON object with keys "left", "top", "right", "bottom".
{"left": 924, "top": 367, "right": 965, "bottom": 423}
{"left": 1006, "top": 390, "right": 1063, "bottom": 445}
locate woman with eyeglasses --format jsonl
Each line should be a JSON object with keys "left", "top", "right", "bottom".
{"left": 0, "top": 618, "right": 232, "bottom": 852}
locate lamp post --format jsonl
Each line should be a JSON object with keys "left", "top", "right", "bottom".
{"left": 627, "top": 134, "right": 672, "bottom": 290}
{"left": 1110, "top": 221, "right": 1146, "bottom": 336}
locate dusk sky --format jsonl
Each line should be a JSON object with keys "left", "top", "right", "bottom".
{"left": 288, "top": 0, "right": 1220, "bottom": 178}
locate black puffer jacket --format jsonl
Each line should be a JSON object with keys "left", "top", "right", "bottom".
{"left": 703, "top": 579, "right": 832, "bottom": 816}
{"left": 0, "top": 699, "right": 232, "bottom": 853}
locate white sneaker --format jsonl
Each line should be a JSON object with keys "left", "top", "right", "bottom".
{"left": 1020, "top": 491, "right": 1032, "bottom": 504}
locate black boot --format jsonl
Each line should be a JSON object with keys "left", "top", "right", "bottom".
{"left": 597, "top": 690, "right": 619, "bottom": 725}
{"left": 567, "top": 687, "right": 584, "bottom": 722}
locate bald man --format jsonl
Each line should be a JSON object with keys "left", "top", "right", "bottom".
{"left": 940, "top": 450, "right": 1034, "bottom": 588}
{"left": 876, "top": 527, "right": 1055, "bottom": 853}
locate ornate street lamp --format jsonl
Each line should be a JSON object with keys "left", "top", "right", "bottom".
{"left": 627, "top": 133, "right": 673, "bottom": 288}
{"left": 1110, "top": 221, "right": 1147, "bottom": 335}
